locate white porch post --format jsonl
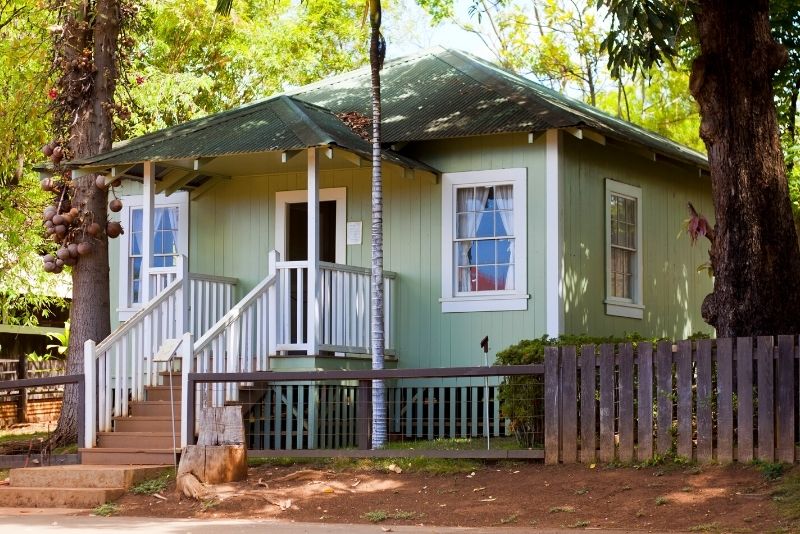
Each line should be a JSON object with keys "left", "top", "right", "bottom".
{"left": 141, "top": 161, "right": 155, "bottom": 304}
{"left": 307, "top": 148, "right": 320, "bottom": 355}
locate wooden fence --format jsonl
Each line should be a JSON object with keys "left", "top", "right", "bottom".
{"left": 0, "top": 359, "right": 65, "bottom": 426}
{"left": 545, "top": 336, "right": 800, "bottom": 464}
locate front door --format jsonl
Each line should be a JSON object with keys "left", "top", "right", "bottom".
{"left": 286, "top": 200, "right": 337, "bottom": 346}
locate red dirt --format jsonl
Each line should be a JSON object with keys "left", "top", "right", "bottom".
{"left": 111, "top": 461, "right": 793, "bottom": 531}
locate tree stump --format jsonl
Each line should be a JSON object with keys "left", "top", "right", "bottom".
{"left": 176, "top": 406, "right": 247, "bottom": 499}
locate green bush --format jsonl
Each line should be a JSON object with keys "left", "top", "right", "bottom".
{"left": 495, "top": 334, "right": 655, "bottom": 448}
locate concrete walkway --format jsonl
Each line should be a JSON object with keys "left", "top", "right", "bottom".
{"left": 0, "top": 511, "right": 678, "bottom": 533}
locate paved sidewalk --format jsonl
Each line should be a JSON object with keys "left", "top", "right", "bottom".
{"left": 0, "top": 511, "right": 678, "bottom": 533}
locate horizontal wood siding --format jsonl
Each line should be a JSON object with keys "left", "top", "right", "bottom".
{"left": 561, "top": 135, "right": 713, "bottom": 339}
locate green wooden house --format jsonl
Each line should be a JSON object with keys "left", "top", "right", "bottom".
{"left": 61, "top": 48, "right": 712, "bottom": 461}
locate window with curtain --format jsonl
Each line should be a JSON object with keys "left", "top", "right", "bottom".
{"left": 454, "top": 185, "right": 515, "bottom": 293}
{"left": 129, "top": 206, "right": 180, "bottom": 305}
{"left": 441, "top": 168, "right": 528, "bottom": 313}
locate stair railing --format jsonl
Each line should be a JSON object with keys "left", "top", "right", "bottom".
{"left": 190, "top": 251, "right": 280, "bottom": 419}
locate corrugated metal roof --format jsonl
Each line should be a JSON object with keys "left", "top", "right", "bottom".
{"left": 72, "top": 47, "right": 706, "bottom": 170}
{"left": 71, "top": 95, "right": 435, "bottom": 172}
{"left": 292, "top": 48, "right": 707, "bottom": 167}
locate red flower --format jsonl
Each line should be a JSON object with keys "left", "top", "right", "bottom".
{"left": 135, "top": 76, "right": 145, "bottom": 85}
{"left": 47, "top": 88, "right": 58, "bottom": 100}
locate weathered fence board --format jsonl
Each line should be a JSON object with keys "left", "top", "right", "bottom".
{"left": 636, "top": 343, "right": 653, "bottom": 461}
{"left": 561, "top": 346, "right": 577, "bottom": 463}
{"left": 599, "top": 344, "right": 615, "bottom": 463}
{"left": 696, "top": 340, "right": 713, "bottom": 462}
{"left": 618, "top": 343, "right": 634, "bottom": 462}
{"left": 656, "top": 341, "right": 673, "bottom": 455}
{"left": 580, "top": 345, "right": 596, "bottom": 463}
{"left": 777, "top": 335, "right": 795, "bottom": 463}
{"left": 544, "top": 347, "right": 560, "bottom": 465}
{"left": 736, "top": 338, "right": 754, "bottom": 462}
{"left": 757, "top": 336, "right": 775, "bottom": 462}
{"left": 716, "top": 338, "right": 734, "bottom": 462}
{"left": 676, "top": 340, "right": 692, "bottom": 459}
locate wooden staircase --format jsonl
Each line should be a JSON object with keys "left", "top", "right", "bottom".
{"left": 80, "top": 373, "right": 182, "bottom": 465}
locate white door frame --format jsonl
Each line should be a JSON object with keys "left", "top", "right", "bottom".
{"left": 275, "top": 187, "right": 347, "bottom": 264}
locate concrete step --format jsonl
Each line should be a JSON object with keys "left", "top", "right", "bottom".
{"left": 0, "top": 486, "right": 125, "bottom": 508}
{"left": 129, "top": 401, "right": 181, "bottom": 417}
{"left": 145, "top": 385, "right": 181, "bottom": 401}
{"left": 114, "top": 416, "right": 180, "bottom": 433}
{"left": 79, "top": 448, "right": 178, "bottom": 465}
{"left": 9, "top": 464, "right": 168, "bottom": 489}
{"left": 97, "top": 431, "right": 179, "bottom": 449}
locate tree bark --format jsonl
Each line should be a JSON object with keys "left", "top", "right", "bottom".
{"left": 369, "top": 0, "right": 387, "bottom": 448}
{"left": 51, "top": 0, "right": 118, "bottom": 445}
{"left": 690, "top": 0, "right": 800, "bottom": 337}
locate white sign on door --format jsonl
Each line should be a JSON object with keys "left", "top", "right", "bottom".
{"left": 346, "top": 221, "right": 362, "bottom": 245}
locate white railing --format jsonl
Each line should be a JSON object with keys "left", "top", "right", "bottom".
{"left": 274, "top": 260, "right": 310, "bottom": 352}
{"left": 318, "top": 262, "right": 396, "bottom": 354}
{"left": 84, "top": 256, "right": 238, "bottom": 448}
{"left": 149, "top": 266, "right": 178, "bottom": 297}
{"left": 192, "top": 251, "right": 280, "bottom": 408}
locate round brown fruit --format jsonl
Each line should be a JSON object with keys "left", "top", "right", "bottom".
{"left": 42, "top": 143, "right": 54, "bottom": 157}
{"left": 43, "top": 254, "right": 55, "bottom": 264}
{"left": 43, "top": 262, "right": 56, "bottom": 273}
{"left": 62, "top": 213, "right": 73, "bottom": 225}
{"left": 44, "top": 220, "right": 54, "bottom": 229}
{"left": 52, "top": 214, "right": 64, "bottom": 225}
{"left": 55, "top": 224, "right": 67, "bottom": 237}
{"left": 51, "top": 146, "right": 63, "bottom": 164}
{"left": 87, "top": 222, "right": 101, "bottom": 236}
{"left": 56, "top": 248, "right": 70, "bottom": 261}
{"left": 77, "top": 242, "right": 92, "bottom": 255}
{"left": 106, "top": 221, "right": 123, "bottom": 238}
{"left": 95, "top": 176, "right": 108, "bottom": 189}
{"left": 67, "top": 243, "right": 79, "bottom": 258}
{"left": 40, "top": 177, "right": 53, "bottom": 191}
{"left": 44, "top": 206, "right": 56, "bottom": 220}
{"left": 109, "top": 198, "right": 123, "bottom": 212}
{"left": 69, "top": 207, "right": 79, "bottom": 217}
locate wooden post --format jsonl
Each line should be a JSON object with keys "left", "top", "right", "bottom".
{"left": 560, "top": 346, "right": 577, "bottom": 463}
{"left": 267, "top": 250, "right": 278, "bottom": 357}
{"left": 357, "top": 379, "right": 372, "bottom": 449}
{"left": 306, "top": 148, "right": 319, "bottom": 355}
{"left": 177, "top": 255, "right": 190, "bottom": 335}
{"left": 776, "top": 335, "right": 795, "bottom": 463}
{"left": 16, "top": 345, "right": 27, "bottom": 424}
{"left": 84, "top": 339, "right": 96, "bottom": 449}
{"left": 141, "top": 161, "right": 155, "bottom": 304}
{"left": 180, "top": 331, "right": 192, "bottom": 449}
{"left": 544, "top": 346, "right": 560, "bottom": 464}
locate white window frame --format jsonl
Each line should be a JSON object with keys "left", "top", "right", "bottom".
{"left": 118, "top": 191, "right": 189, "bottom": 321}
{"left": 275, "top": 187, "right": 347, "bottom": 264}
{"left": 605, "top": 179, "right": 644, "bottom": 319}
{"left": 441, "top": 168, "right": 529, "bottom": 313}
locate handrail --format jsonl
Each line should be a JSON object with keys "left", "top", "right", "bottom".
{"left": 319, "top": 261, "right": 397, "bottom": 279}
{"left": 193, "top": 271, "right": 278, "bottom": 353}
{"left": 189, "top": 273, "right": 239, "bottom": 285}
{"left": 96, "top": 276, "right": 183, "bottom": 353}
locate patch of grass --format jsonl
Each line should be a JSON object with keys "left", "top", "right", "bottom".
{"left": 681, "top": 486, "right": 693, "bottom": 492}
{"left": 0, "top": 431, "right": 49, "bottom": 445}
{"left": 130, "top": 470, "right": 173, "bottom": 495}
{"left": 621, "top": 484, "right": 632, "bottom": 491}
{"left": 361, "top": 509, "right": 421, "bottom": 523}
{"left": 52, "top": 442, "right": 78, "bottom": 454}
{"left": 655, "top": 495, "right": 669, "bottom": 506}
{"left": 549, "top": 505, "right": 575, "bottom": 513}
{"left": 248, "top": 452, "right": 479, "bottom": 475}
{"left": 753, "top": 460, "right": 786, "bottom": 481}
{"left": 771, "top": 469, "right": 800, "bottom": 525}
{"left": 568, "top": 520, "right": 590, "bottom": 528}
{"left": 200, "top": 498, "right": 218, "bottom": 512}
{"left": 689, "top": 523, "right": 720, "bottom": 532}
{"left": 92, "top": 503, "right": 118, "bottom": 517}
{"left": 635, "top": 509, "right": 646, "bottom": 518}
{"left": 0, "top": 469, "right": 9, "bottom": 480}
{"left": 500, "top": 513, "right": 518, "bottom": 524}
{"left": 574, "top": 488, "right": 589, "bottom": 495}
{"left": 362, "top": 510, "right": 389, "bottom": 523}
{"left": 247, "top": 456, "right": 321, "bottom": 468}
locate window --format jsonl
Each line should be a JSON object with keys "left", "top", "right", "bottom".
{"left": 441, "top": 169, "right": 528, "bottom": 313}
{"left": 605, "top": 179, "right": 643, "bottom": 319}
{"left": 118, "top": 192, "right": 188, "bottom": 319}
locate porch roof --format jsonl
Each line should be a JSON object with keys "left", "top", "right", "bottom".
{"left": 69, "top": 95, "right": 437, "bottom": 173}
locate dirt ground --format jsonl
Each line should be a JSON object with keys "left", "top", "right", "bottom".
{"left": 110, "top": 460, "right": 796, "bottom": 532}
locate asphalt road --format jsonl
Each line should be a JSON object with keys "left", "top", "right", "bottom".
{"left": 0, "top": 510, "right": 678, "bottom": 533}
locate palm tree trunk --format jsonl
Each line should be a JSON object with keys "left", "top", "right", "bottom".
{"left": 369, "top": 0, "right": 387, "bottom": 449}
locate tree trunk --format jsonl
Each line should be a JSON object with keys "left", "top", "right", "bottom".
{"left": 369, "top": 0, "right": 387, "bottom": 449}
{"left": 51, "top": 0, "right": 118, "bottom": 445}
{"left": 690, "top": 0, "right": 800, "bottom": 337}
